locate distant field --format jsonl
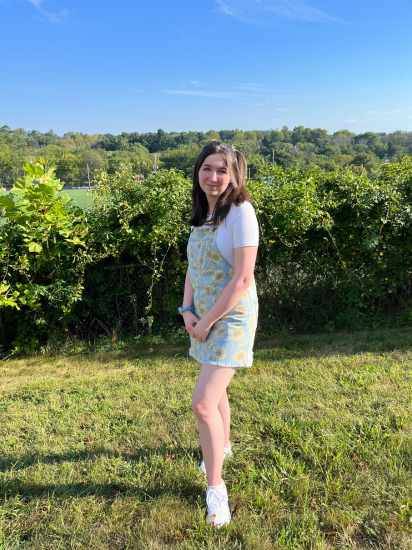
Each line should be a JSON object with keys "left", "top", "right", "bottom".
{"left": 1, "top": 188, "right": 94, "bottom": 211}
{"left": 63, "top": 188, "right": 94, "bottom": 209}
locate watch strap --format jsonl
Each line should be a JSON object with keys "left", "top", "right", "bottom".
{"left": 178, "top": 305, "right": 194, "bottom": 315}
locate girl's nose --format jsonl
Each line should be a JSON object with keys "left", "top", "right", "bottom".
{"left": 210, "top": 171, "right": 218, "bottom": 182}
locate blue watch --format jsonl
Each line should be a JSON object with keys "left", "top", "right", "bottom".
{"left": 178, "top": 305, "right": 194, "bottom": 315}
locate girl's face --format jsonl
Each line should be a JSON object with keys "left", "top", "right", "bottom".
{"left": 198, "top": 153, "right": 231, "bottom": 201}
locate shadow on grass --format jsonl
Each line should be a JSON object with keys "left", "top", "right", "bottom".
{"left": 3, "top": 327, "right": 412, "bottom": 371}
{"left": 0, "top": 444, "right": 200, "bottom": 474}
{"left": 1, "top": 480, "right": 202, "bottom": 504}
{"left": 254, "top": 327, "right": 412, "bottom": 361}
{"left": 102, "top": 327, "right": 412, "bottom": 363}
{"left": 0, "top": 445, "right": 203, "bottom": 503}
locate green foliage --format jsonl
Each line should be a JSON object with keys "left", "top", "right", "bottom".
{"left": 89, "top": 165, "right": 191, "bottom": 261}
{"left": 0, "top": 160, "right": 89, "bottom": 352}
{"left": 1, "top": 155, "right": 412, "bottom": 352}
{"left": 74, "top": 165, "right": 191, "bottom": 338}
{"left": 0, "top": 143, "right": 24, "bottom": 187}
{"left": 2, "top": 123, "right": 412, "bottom": 188}
{"left": 158, "top": 144, "right": 201, "bottom": 176}
{"left": 249, "top": 158, "right": 412, "bottom": 331}
{"left": 106, "top": 144, "right": 152, "bottom": 176}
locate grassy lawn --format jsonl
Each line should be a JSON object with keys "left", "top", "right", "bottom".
{"left": 0, "top": 329, "right": 411, "bottom": 549}
{"left": 63, "top": 188, "right": 93, "bottom": 209}
{"left": 1, "top": 188, "right": 93, "bottom": 217}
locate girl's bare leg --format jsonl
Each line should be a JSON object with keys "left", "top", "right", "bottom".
{"left": 192, "top": 365, "right": 235, "bottom": 486}
{"left": 218, "top": 390, "right": 231, "bottom": 449}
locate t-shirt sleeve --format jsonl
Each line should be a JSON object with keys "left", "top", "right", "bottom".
{"left": 231, "top": 202, "right": 259, "bottom": 248}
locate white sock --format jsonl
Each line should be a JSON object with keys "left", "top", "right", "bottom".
{"left": 207, "top": 481, "right": 227, "bottom": 496}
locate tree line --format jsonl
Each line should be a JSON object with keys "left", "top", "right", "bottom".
{"left": 1, "top": 124, "right": 412, "bottom": 187}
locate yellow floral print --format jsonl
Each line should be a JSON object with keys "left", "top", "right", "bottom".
{"left": 187, "top": 224, "right": 258, "bottom": 368}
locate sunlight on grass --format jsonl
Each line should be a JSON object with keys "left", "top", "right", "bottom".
{"left": 0, "top": 329, "right": 411, "bottom": 548}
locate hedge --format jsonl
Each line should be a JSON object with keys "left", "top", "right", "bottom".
{"left": 1, "top": 158, "right": 411, "bottom": 353}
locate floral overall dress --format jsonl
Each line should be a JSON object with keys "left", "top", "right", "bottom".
{"left": 187, "top": 222, "right": 258, "bottom": 368}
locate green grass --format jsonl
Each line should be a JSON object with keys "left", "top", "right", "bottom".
{"left": 1, "top": 188, "right": 93, "bottom": 213}
{"left": 63, "top": 188, "right": 93, "bottom": 209}
{"left": 0, "top": 329, "right": 411, "bottom": 549}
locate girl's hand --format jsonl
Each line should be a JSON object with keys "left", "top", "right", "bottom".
{"left": 182, "top": 311, "right": 199, "bottom": 335}
{"left": 191, "top": 317, "right": 212, "bottom": 342}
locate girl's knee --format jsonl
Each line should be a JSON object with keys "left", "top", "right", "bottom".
{"left": 192, "top": 399, "right": 215, "bottom": 422}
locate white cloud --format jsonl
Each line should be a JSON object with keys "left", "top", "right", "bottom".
{"left": 27, "top": 0, "right": 68, "bottom": 23}
{"left": 235, "top": 83, "right": 268, "bottom": 93}
{"left": 163, "top": 86, "right": 289, "bottom": 117}
{"left": 216, "top": 0, "right": 236, "bottom": 17}
{"left": 163, "top": 89, "right": 234, "bottom": 99}
{"left": 163, "top": 83, "right": 287, "bottom": 102}
{"left": 366, "top": 108, "right": 402, "bottom": 118}
{"left": 215, "top": 0, "right": 342, "bottom": 24}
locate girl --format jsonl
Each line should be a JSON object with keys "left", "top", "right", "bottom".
{"left": 178, "top": 142, "right": 259, "bottom": 527}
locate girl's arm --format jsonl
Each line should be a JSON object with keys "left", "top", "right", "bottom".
{"left": 181, "top": 270, "right": 198, "bottom": 335}
{"left": 200, "top": 245, "right": 257, "bottom": 329}
{"left": 182, "top": 269, "right": 194, "bottom": 308}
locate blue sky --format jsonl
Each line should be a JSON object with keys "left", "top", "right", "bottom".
{"left": 1, "top": 0, "right": 411, "bottom": 134}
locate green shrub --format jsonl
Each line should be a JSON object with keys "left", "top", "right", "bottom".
{"left": 71, "top": 165, "right": 191, "bottom": 339}
{"left": 0, "top": 160, "right": 89, "bottom": 352}
{"left": 1, "top": 157, "right": 411, "bottom": 353}
{"left": 250, "top": 158, "right": 412, "bottom": 331}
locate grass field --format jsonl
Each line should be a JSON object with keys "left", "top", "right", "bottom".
{"left": 1, "top": 188, "right": 93, "bottom": 213}
{"left": 63, "top": 188, "right": 94, "bottom": 209}
{"left": 0, "top": 329, "right": 411, "bottom": 549}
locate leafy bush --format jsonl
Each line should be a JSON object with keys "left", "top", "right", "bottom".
{"left": 250, "top": 158, "right": 412, "bottom": 330}
{"left": 71, "top": 165, "right": 191, "bottom": 340}
{"left": 0, "top": 161, "right": 89, "bottom": 352}
{"left": 1, "top": 157, "right": 411, "bottom": 353}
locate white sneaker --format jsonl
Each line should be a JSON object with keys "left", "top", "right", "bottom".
{"left": 199, "top": 444, "right": 233, "bottom": 475}
{"left": 206, "top": 483, "right": 231, "bottom": 527}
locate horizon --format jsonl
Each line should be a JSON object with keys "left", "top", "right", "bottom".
{"left": 2, "top": 123, "right": 412, "bottom": 139}
{"left": 1, "top": 1, "right": 412, "bottom": 134}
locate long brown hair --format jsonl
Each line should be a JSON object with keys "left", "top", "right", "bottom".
{"left": 191, "top": 142, "right": 250, "bottom": 227}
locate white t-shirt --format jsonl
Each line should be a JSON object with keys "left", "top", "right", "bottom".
{"left": 207, "top": 201, "right": 259, "bottom": 266}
